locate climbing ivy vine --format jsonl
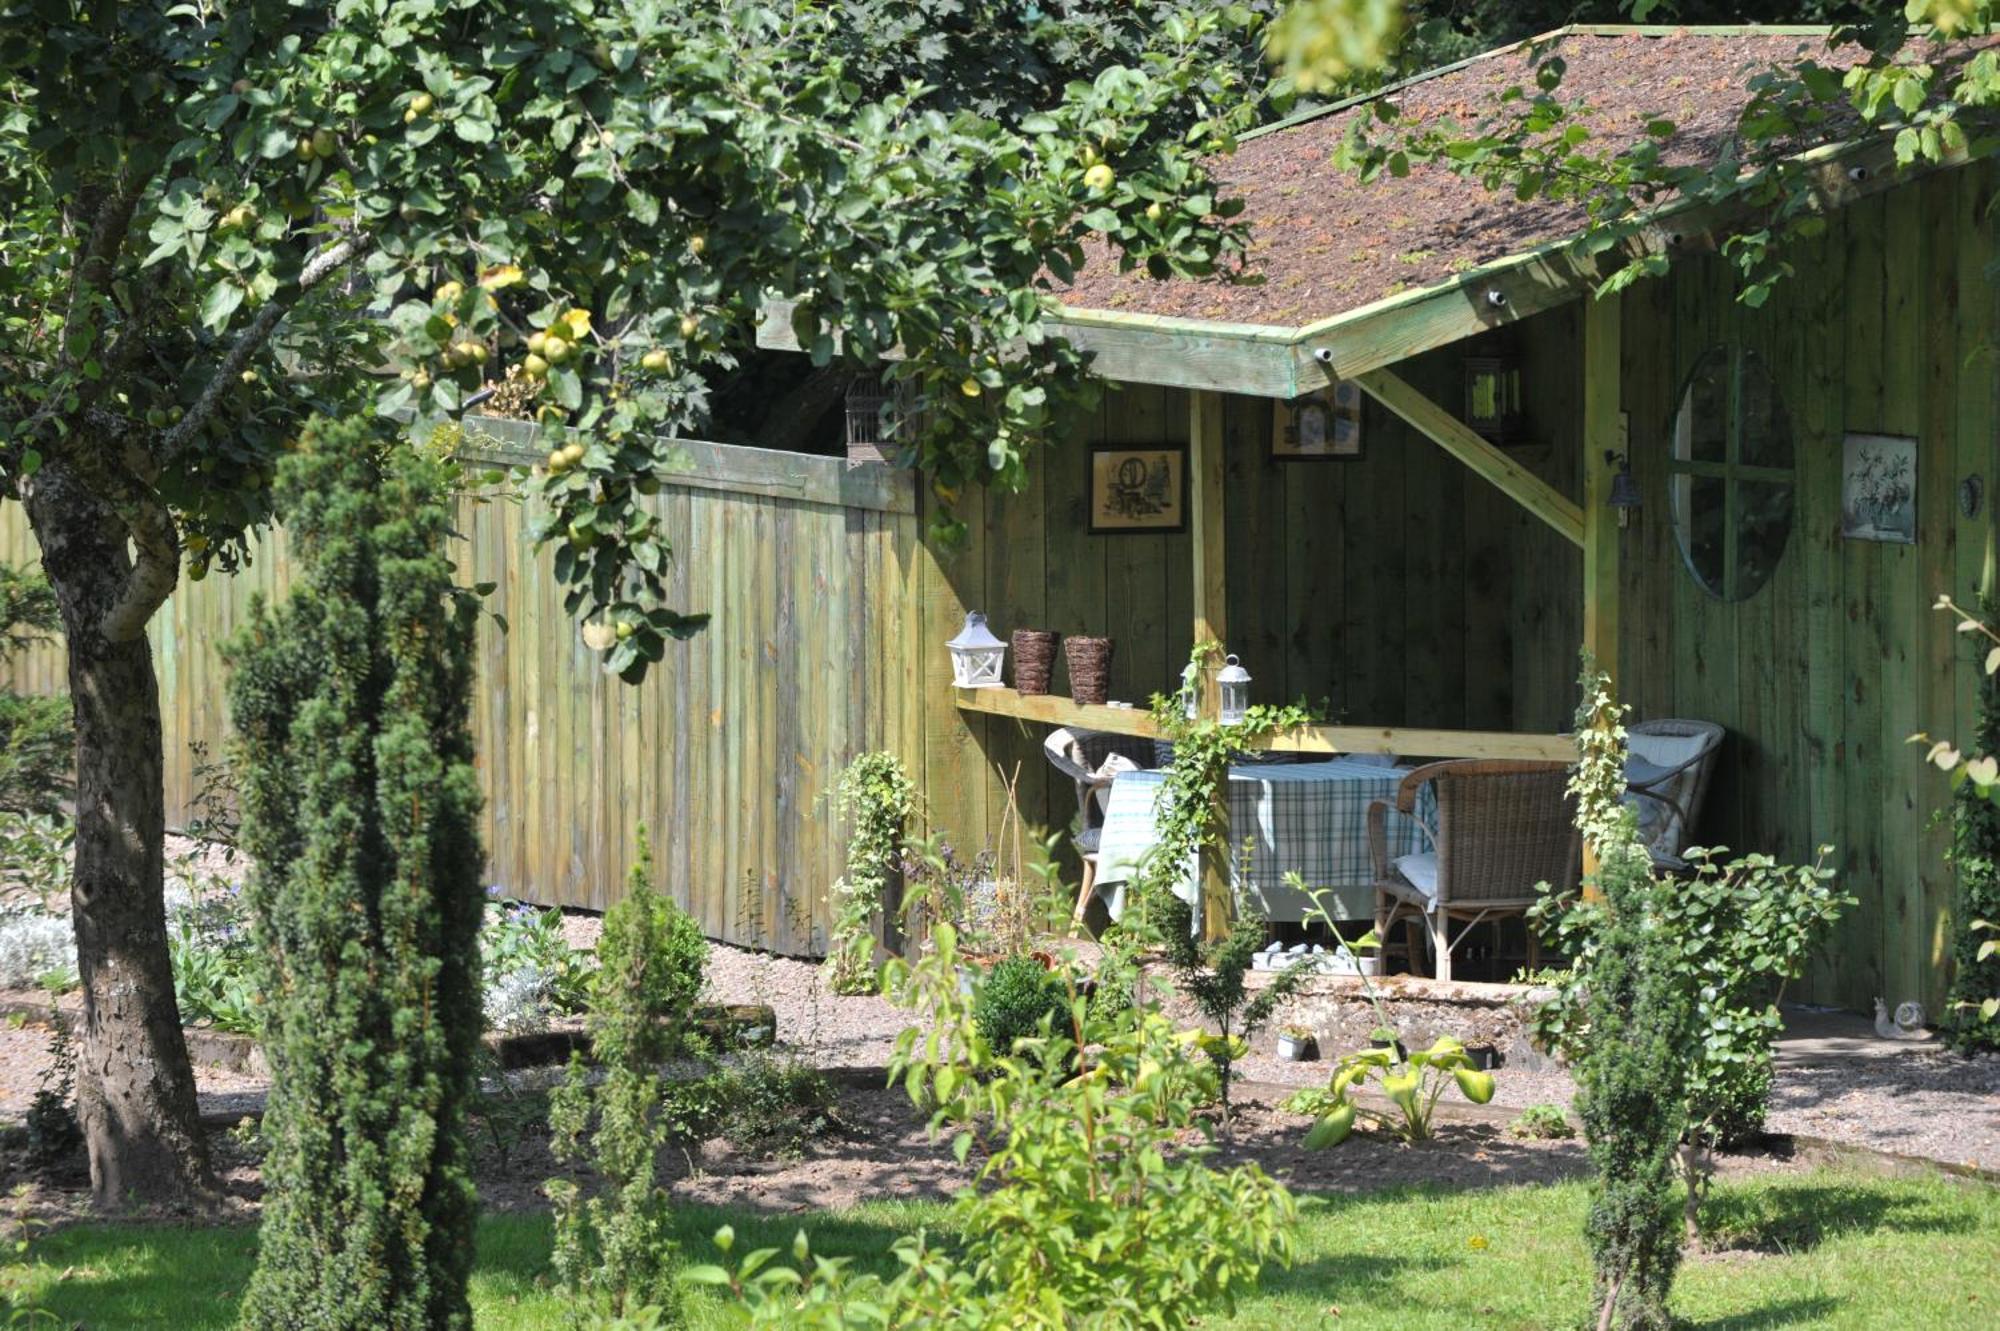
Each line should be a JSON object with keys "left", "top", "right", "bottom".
{"left": 828, "top": 752, "right": 917, "bottom": 995}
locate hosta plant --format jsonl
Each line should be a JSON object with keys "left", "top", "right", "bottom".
{"left": 1289, "top": 1034, "right": 1495, "bottom": 1147}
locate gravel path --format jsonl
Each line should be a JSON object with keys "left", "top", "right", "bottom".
{"left": 5, "top": 929, "right": 1995, "bottom": 1174}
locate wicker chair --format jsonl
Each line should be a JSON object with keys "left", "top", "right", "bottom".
{"left": 1369, "top": 760, "right": 1580, "bottom": 982}
{"left": 1043, "top": 727, "right": 1156, "bottom": 926}
{"left": 1625, "top": 719, "right": 1724, "bottom": 871}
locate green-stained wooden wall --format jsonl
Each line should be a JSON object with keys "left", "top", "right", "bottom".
{"left": 1615, "top": 164, "right": 1998, "bottom": 1014}
{"left": 0, "top": 423, "right": 921, "bottom": 956}
{"left": 916, "top": 320, "right": 1586, "bottom": 877}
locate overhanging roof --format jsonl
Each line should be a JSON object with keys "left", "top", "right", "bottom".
{"left": 758, "top": 24, "right": 1992, "bottom": 398}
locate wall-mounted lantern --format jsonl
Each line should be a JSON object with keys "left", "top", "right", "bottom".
{"left": 1606, "top": 450, "right": 1642, "bottom": 527}
{"left": 1463, "top": 353, "right": 1526, "bottom": 444}
{"left": 947, "top": 612, "right": 1007, "bottom": 688}
{"left": 1216, "top": 654, "right": 1252, "bottom": 725}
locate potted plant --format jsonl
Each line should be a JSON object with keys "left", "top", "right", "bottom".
{"left": 1277, "top": 1024, "right": 1318, "bottom": 1062}
{"left": 1464, "top": 1042, "right": 1500, "bottom": 1071}
{"left": 1368, "top": 1025, "right": 1406, "bottom": 1062}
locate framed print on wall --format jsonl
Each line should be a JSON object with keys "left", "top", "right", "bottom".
{"left": 1088, "top": 445, "right": 1188, "bottom": 534}
{"left": 1273, "top": 380, "right": 1364, "bottom": 460}
{"left": 1841, "top": 433, "right": 1917, "bottom": 544}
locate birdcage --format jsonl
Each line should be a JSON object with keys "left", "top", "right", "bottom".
{"left": 844, "top": 375, "right": 897, "bottom": 466}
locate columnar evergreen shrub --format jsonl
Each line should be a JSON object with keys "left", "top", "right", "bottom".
{"left": 227, "top": 421, "right": 486, "bottom": 1331}
{"left": 547, "top": 828, "right": 708, "bottom": 1320}
{"left": 1559, "top": 670, "right": 1698, "bottom": 1331}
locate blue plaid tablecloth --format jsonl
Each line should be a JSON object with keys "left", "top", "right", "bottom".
{"left": 1094, "top": 758, "right": 1438, "bottom": 923}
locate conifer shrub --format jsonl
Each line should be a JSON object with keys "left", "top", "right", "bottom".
{"left": 227, "top": 420, "right": 486, "bottom": 1331}
{"left": 1550, "top": 670, "right": 1699, "bottom": 1331}
{"left": 972, "top": 954, "right": 1066, "bottom": 1056}
{"left": 547, "top": 828, "right": 708, "bottom": 1321}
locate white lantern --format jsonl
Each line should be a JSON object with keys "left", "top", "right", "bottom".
{"left": 1216, "top": 653, "right": 1251, "bottom": 724}
{"left": 947, "top": 612, "right": 1007, "bottom": 688}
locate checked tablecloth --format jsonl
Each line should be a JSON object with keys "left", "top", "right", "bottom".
{"left": 1093, "top": 757, "right": 1438, "bottom": 923}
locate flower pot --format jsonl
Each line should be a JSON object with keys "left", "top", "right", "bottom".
{"left": 1465, "top": 1043, "right": 1500, "bottom": 1071}
{"left": 1011, "top": 629, "right": 1059, "bottom": 695}
{"left": 1370, "top": 1037, "right": 1408, "bottom": 1062}
{"left": 1277, "top": 1032, "right": 1318, "bottom": 1062}
{"left": 1064, "top": 636, "right": 1114, "bottom": 706}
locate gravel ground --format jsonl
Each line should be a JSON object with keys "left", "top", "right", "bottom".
{"left": 5, "top": 918, "right": 1996, "bottom": 1175}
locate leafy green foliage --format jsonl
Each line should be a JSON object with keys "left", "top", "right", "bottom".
{"left": 1290, "top": 1034, "right": 1495, "bottom": 1147}
{"left": 0, "top": 0, "right": 1270, "bottom": 679}
{"left": 1928, "top": 596, "right": 2000, "bottom": 1050}
{"left": 971, "top": 954, "right": 1067, "bottom": 1057}
{"left": 225, "top": 416, "right": 487, "bottom": 1330}
{"left": 166, "top": 888, "right": 258, "bottom": 1036}
{"left": 659, "top": 1050, "right": 840, "bottom": 1162}
{"left": 828, "top": 753, "right": 915, "bottom": 996}
{"left": 480, "top": 892, "right": 593, "bottom": 1033}
{"left": 686, "top": 925, "right": 1297, "bottom": 1328}
{"left": 1509, "top": 1102, "right": 1576, "bottom": 1141}
{"left": 547, "top": 828, "right": 708, "bottom": 1322}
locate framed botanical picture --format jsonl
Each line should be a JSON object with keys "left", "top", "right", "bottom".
{"left": 1088, "top": 445, "right": 1187, "bottom": 534}
{"left": 1273, "top": 381, "right": 1364, "bottom": 460}
{"left": 1842, "top": 433, "right": 1917, "bottom": 544}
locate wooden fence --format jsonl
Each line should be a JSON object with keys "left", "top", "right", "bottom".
{"left": 0, "top": 419, "right": 922, "bottom": 955}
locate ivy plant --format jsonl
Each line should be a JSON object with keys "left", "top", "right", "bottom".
{"left": 827, "top": 752, "right": 917, "bottom": 995}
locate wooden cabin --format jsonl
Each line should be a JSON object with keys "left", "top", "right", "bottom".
{"left": 758, "top": 26, "right": 1999, "bottom": 1014}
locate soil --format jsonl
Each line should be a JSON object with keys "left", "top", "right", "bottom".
{"left": 1057, "top": 30, "right": 1856, "bottom": 327}
{"left": 5, "top": 930, "right": 1994, "bottom": 1228}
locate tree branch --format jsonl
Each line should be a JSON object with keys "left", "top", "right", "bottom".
{"left": 100, "top": 493, "right": 177, "bottom": 644}
{"left": 160, "top": 235, "right": 367, "bottom": 460}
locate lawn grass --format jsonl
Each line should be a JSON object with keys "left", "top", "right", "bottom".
{"left": 5, "top": 1167, "right": 1994, "bottom": 1328}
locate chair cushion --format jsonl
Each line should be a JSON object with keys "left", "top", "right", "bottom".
{"left": 1390, "top": 852, "right": 1439, "bottom": 904}
{"left": 1627, "top": 733, "right": 1707, "bottom": 772}
{"left": 1092, "top": 751, "right": 1142, "bottom": 781}
{"left": 1076, "top": 826, "right": 1103, "bottom": 854}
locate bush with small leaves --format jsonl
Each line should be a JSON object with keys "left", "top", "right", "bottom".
{"left": 972, "top": 955, "right": 1066, "bottom": 1057}
{"left": 1509, "top": 1103, "right": 1575, "bottom": 1141}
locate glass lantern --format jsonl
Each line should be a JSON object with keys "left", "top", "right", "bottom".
{"left": 947, "top": 612, "right": 1007, "bottom": 688}
{"left": 1463, "top": 353, "right": 1525, "bottom": 444}
{"left": 1216, "top": 654, "right": 1251, "bottom": 724}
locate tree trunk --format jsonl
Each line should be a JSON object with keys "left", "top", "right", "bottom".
{"left": 25, "top": 466, "right": 212, "bottom": 1210}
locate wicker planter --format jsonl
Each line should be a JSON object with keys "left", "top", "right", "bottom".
{"left": 1011, "top": 629, "right": 1059, "bottom": 695}
{"left": 1064, "top": 636, "right": 1114, "bottom": 705}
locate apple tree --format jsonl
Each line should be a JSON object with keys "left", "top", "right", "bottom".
{"left": 0, "top": 0, "right": 1269, "bottom": 1208}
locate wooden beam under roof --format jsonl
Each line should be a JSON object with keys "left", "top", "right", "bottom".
{"left": 1351, "top": 367, "right": 1584, "bottom": 548}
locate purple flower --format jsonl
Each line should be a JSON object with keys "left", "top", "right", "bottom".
{"left": 486, "top": 884, "right": 506, "bottom": 899}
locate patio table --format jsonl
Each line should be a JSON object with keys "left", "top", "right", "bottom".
{"left": 1092, "top": 757, "right": 1438, "bottom": 924}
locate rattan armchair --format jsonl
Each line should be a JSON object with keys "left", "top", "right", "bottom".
{"left": 1043, "top": 727, "right": 1156, "bottom": 926}
{"left": 1625, "top": 719, "right": 1724, "bottom": 871}
{"left": 1369, "top": 759, "right": 1580, "bottom": 982}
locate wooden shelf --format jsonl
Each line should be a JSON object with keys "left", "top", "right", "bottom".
{"left": 953, "top": 688, "right": 1576, "bottom": 762}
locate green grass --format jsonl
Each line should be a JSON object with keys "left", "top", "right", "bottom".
{"left": 5, "top": 1169, "right": 1996, "bottom": 1328}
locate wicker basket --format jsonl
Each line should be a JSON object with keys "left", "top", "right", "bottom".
{"left": 1064, "top": 636, "right": 1114, "bottom": 706}
{"left": 1011, "top": 629, "right": 1059, "bottom": 695}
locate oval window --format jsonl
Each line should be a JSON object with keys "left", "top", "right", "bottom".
{"left": 1667, "top": 346, "right": 1795, "bottom": 601}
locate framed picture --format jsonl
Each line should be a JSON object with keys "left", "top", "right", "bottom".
{"left": 1088, "top": 445, "right": 1187, "bottom": 534}
{"left": 1842, "top": 433, "right": 1917, "bottom": 544}
{"left": 1273, "top": 381, "right": 1364, "bottom": 460}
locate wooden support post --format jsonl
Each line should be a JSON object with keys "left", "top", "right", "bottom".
{"left": 1191, "top": 389, "right": 1230, "bottom": 941}
{"left": 1582, "top": 292, "right": 1624, "bottom": 690}
{"left": 1352, "top": 367, "right": 1585, "bottom": 547}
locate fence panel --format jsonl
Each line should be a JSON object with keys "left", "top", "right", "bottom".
{"left": 0, "top": 420, "right": 918, "bottom": 955}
